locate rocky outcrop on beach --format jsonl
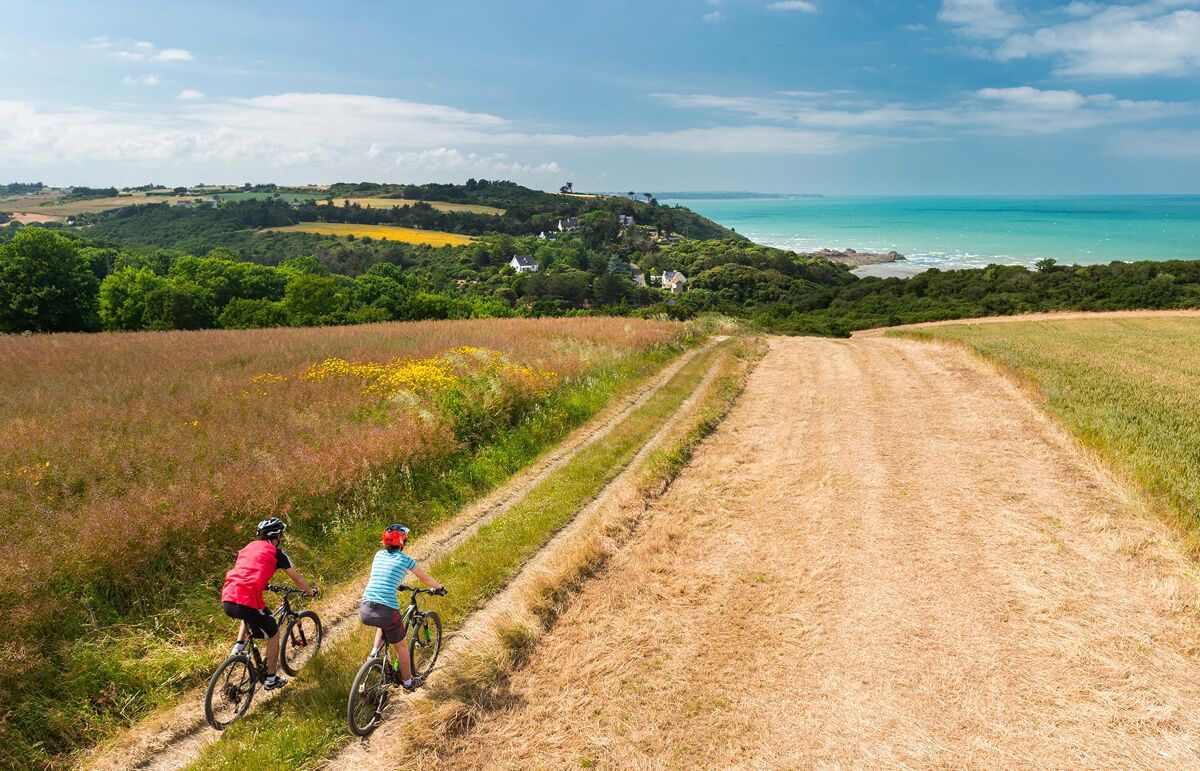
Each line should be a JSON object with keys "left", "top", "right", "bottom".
{"left": 806, "top": 248, "right": 906, "bottom": 267}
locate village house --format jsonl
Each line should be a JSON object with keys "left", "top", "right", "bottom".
{"left": 509, "top": 254, "right": 538, "bottom": 273}
{"left": 618, "top": 214, "right": 635, "bottom": 228}
{"left": 557, "top": 217, "right": 579, "bottom": 232}
{"left": 660, "top": 269, "right": 687, "bottom": 293}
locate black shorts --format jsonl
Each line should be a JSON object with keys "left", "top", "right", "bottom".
{"left": 360, "top": 601, "right": 406, "bottom": 644}
{"left": 223, "top": 601, "right": 279, "bottom": 639}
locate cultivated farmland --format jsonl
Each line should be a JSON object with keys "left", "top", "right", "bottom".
{"left": 0, "top": 317, "right": 681, "bottom": 769}
{"left": 265, "top": 221, "right": 476, "bottom": 246}
{"left": 331, "top": 197, "right": 506, "bottom": 215}
{"left": 896, "top": 315, "right": 1200, "bottom": 541}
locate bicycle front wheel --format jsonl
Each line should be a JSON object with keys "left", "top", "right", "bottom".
{"left": 347, "top": 657, "right": 388, "bottom": 737}
{"left": 409, "top": 611, "right": 443, "bottom": 680}
{"left": 281, "top": 610, "right": 323, "bottom": 676}
{"left": 204, "top": 655, "right": 256, "bottom": 730}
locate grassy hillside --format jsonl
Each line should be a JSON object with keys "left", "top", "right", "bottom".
{"left": 896, "top": 316, "right": 1200, "bottom": 545}
{"left": 0, "top": 317, "right": 683, "bottom": 768}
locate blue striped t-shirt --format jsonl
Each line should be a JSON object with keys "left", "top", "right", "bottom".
{"left": 361, "top": 549, "right": 417, "bottom": 609}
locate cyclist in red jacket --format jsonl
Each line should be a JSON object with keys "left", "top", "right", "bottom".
{"left": 220, "top": 518, "right": 317, "bottom": 690}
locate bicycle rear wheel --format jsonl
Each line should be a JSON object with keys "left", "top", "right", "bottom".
{"left": 281, "top": 610, "right": 323, "bottom": 676}
{"left": 409, "top": 611, "right": 442, "bottom": 680}
{"left": 347, "top": 656, "right": 389, "bottom": 737}
{"left": 204, "top": 655, "right": 256, "bottom": 730}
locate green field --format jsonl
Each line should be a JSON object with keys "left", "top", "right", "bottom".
{"left": 213, "top": 191, "right": 327, "bottom": 203}
{"left": 896, "top": 316, "right": 1200, "bottom": 543}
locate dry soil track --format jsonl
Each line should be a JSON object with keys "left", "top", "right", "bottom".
{"left": 82, "top": 343, "right": 714, "bottom": 771}
{"left": 407, "top": 335, "right": 1200, "bottom": 769}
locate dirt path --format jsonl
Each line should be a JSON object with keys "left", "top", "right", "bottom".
{"left": 408, "top": 335, "right": 1200, "bottom": 769}
{"left": 83, "top": 343, "right": 714, "bottom": 771}
{"left": 853, "top": 308, "right": 1200, "bottom": 337}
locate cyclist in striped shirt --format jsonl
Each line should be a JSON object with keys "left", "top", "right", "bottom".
{"left": 359, "top": 524, "right": 445, "bottom": 691}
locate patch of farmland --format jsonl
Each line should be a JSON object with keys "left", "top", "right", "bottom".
{"left": 330, "top": 197, "right": 506, "bottom": 215}
{"left": 265, "top": 221, "right": 476, "bottom": 246}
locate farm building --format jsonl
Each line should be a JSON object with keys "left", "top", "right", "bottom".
{"left": 509, "top": 254, "right": 538, "bottom": 273}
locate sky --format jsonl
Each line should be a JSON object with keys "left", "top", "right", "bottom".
{"left": 1, "top": 0, "right": 1198, "bottom": 194}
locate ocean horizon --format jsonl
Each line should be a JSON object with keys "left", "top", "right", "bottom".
{"left": 662, "top": 195, "right": 1200, "bottom": 273}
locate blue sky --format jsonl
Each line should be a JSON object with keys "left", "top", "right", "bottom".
{"left": 1, "top": 0, "right": 1198, "bottom": 193}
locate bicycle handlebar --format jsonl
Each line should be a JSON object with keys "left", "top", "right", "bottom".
{"left": 266, "top": 584, "right": 316, "bottom": 596}
{"left": 398, "top": 585, "right": 446, "bottom": 596}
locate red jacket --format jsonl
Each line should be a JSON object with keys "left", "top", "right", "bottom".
{"left": 221, "top": 540, "right": 278, "bottom": 610}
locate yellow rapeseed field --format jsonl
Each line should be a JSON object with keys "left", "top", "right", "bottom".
{"left": 330, "top": 197, "right": 505, "bottom": 215}
{"left": 897, "top": 316, "right": 1200, "bottom": 542}
{"left": 266, "top": 221, "right": 476, "bottom": 246}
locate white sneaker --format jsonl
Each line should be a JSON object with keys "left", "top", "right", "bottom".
{"left": 231, "top": 642, "right": 245, "bottom": 656}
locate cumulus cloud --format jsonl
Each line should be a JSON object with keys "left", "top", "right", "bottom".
{"left": 394, "top": 147, "right": 562, "bottom": 175}
{"left": 997, "top": 4, "right": 1200, "bottom": 76}
{"left": 702, "top": 10, "right": 723, "bottom": 22}
{"left": 938, "top": 0, "right": 1023, "bottom": 38}
{"left": 155, "top": 48, "right": 194, "bottom": 62}
{"left": 767, "top": 1, "right": 819, "bottom": 12}
{"left": 176, "top": 89, "right": 205, "bottom": 100}
{"left": 84, "top": 36, "right": 111, "bottom": 49}
{"left": 122, "top": 74, "right": 161, "bottom": 86}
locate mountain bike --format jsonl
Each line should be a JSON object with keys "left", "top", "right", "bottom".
{"left": 347, "top": 585, "right": 444, "bottom": 736}
{"left": 203, "top": 584, "right": 323, "bottom": 730}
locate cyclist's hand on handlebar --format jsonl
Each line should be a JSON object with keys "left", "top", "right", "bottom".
{"left": 307, "top": 587, "right": 319, "bottom": 597}
{"left": 433, "top": 586, "right": 447, "bottom": 596}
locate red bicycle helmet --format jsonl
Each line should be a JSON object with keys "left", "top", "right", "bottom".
{"left": 382, "top": 524, "right": 410, "bottom": 549}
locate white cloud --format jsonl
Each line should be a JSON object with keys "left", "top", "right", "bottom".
{"left": 176, "top": 89, "right": 205, "bottom": 100}
{"left": 134, "top": 41, "right": 154, "bottom": 49}
{"left": 658, "top": 86, "right": 1185, "bottom": 136}
{"left": 938, "top": 0, "right": 1023, "bottom": 38}
{"left": 976, "top": 85, "right": 1087, "bottom": 109}
{"left": 902, "top": 22, "right": 929, "bottom": 31}
{"left": 767, "top": 1, "right": 818, "bottom": 11}
{"left": 393, "top": 147, "right": 562, "bottom": 175}
{"left": 85, "top": 36, "right": 111, "bottom": 49}
{"left": 114, "top": 50, "right": 145, "bottom": 61}
{"left": 122, "top": 74, "right": 161, "bottom": 86}
{"left": 702, "top": 10, "right": 723, "bottom": 22}
{"left": 998, "top": 4, "right": 1200, "bottom": 76}
{"left": 155, "top": 48, "right": 194, "bottom": 62}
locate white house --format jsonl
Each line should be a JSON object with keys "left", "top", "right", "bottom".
{"left": 509, "top": 254, "right": 538, "bottom": 273}
{"left": 557, "top": 217, "right": 579, "bottom": 232}
{"left": 618, "top": 214, "right": 636, "bottom": 227}
{"left": 661, "top": 270, "right": 687, "bottom": 293}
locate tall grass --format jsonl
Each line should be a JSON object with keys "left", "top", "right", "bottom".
{"left": 896, "top": 317, "right": 1200, "bottom": 543}
{"left": 0, "top": 317, "right": 680, "bottom": 768}
{"left": 185, "top": 340, "right": 731, "bottom": 770}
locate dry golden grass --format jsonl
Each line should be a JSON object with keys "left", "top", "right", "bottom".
{"left": 264, "top": 222, "right": 476, "bottom": 246}
{"left": 0, "top": 318, "right": 677, "bottom": 651}
{"left": 330, "top": 198, "right": 505, "bottom": 215}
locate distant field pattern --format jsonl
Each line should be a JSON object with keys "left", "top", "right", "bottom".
{"left": 266, "top": 221, "right": 476, "bottom": 245}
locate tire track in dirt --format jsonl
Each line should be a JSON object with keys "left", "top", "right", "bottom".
{"left": 82, "top": 342, "right": 716, "bottom": 771}
{"left": 405, "top": 335, "right": 1200, "bottom": 769}
{"left": 852, "top": 309, "right": 1200, "bottom": 337}
{"left": 326, "top": 340, "right": 733, "bottom": 770}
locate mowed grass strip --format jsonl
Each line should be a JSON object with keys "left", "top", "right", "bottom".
{"left": 895, "top": 317, "right": 1200, "bottom": 544}
{"left": 264, "top": 222, "right": 475, "bottom": 246}
{"left": 330, "top": 198, "right": 505, "bottom": 216}
{"left": 189, "top": 341, "right": 728, "bottom": 770}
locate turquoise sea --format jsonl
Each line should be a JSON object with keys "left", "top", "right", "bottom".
{"left": 663, "top": 196, "right": 1200, "bottom": 272}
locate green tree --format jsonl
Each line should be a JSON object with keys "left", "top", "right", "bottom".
{"left": 281, "top": 273, "right": 351, "bottom": 325}
{"left": 98, "top": 267, "right": 167, "bottom": 331}
{"left": 218, "top": 298, "right": 290, "bottom": 329}
{"left": 0, "top": 228, "right": 99, "bottom": 332}
{"left": 141, "top": 280, "right": 215, "bottom": 330}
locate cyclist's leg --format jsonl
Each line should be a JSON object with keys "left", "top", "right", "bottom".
{"left": 265, "top": 630, "right": 281, "bottom": 674}
{"left": 393, "top": 641, "right": 413, "bottom": 681}
{"left": 236, "top": 620, "right": 248, "bottom": 644}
